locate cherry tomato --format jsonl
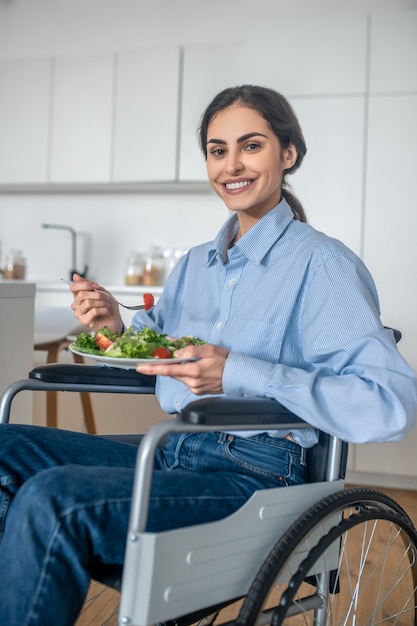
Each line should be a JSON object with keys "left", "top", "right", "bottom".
{"left": 95, "top": 333, "right": 113, "bottom": 351}
{"left": 152, "top": 346, "right": 171, "bottom": 359}
{"left": 143, "top": 293, "right": 154, "bottom": 311}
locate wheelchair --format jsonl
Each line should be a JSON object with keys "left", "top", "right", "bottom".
{"left": 1, "top": 344, "right": 417, "bottom": 626}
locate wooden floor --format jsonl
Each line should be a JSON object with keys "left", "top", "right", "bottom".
{"left": 382, "top": 485, "right": 417, "bottom": 525}
{"left": 75, "top": 485, "right": 417, "bottom": 626}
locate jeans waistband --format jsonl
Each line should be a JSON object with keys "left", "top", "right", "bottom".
{"left": 220, "top": 431, "right": 307, "bottom": 466}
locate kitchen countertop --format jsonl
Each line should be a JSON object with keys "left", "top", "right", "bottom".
{"left": 0, "top": 279, "right": 36, "bottom": 298}
{"left": 35, "top": 281, "right": 164, "bottom": 297}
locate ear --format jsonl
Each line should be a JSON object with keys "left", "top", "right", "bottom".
{"left": 283, "top": 143, "right": 298, "bottom": 171}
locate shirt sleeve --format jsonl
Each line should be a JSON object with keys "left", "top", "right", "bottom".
{"left": 222, "top": 255, "right": 417, "bottom": 444}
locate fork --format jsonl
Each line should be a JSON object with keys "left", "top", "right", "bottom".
{"left": 60, "top": 278, "right": 146, "bottom": 310}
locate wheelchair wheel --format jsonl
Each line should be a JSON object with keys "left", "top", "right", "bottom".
{"left": 236, "top": 488, "right": 417, "bottom": 625}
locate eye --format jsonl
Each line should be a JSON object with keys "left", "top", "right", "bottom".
{"left": 245, "top": 141, "right": 261, "bottom": 152}
{"left": 209, "top": 147, "right": 226, "bottom": 157}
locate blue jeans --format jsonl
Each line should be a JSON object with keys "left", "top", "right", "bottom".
{"left": 0, "top": 423, "right": 307, "bottom": 626}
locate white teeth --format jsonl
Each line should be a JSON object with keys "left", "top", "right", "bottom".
{"left": 225, "top": 180, "right": 251, "bottom": 190}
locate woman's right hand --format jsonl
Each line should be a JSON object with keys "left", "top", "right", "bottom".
{"left": 70, "top": 274, "right": 124, "bottom": 335}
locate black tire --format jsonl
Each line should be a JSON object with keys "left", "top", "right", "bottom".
{"left": 236, "top": 488, "right": 417, "bottom": 625}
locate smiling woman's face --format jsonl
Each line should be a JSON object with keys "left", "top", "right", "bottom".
{"left": 206, "top": 104, "right": 298, "bottom": 227}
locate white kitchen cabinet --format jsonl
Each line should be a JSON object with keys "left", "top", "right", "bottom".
{"left": 347, "top": 437, "right": 417, "bottom": 490}
{"left": 363, "top": 95, "right": 417, "bottom": 343}
{"left": 179, "top": 11, "right": 368, "bottom": 184}
{"left": 347, "top": 93, "right": 417, "bottom": 489}
{"left": 0, "top": 281, "right": 35, "bottom": 424}
{"left": 245, "top": 13, "right": 368, "bottom": 97}
{"left": 113, "top": 45, "right": 180, "bottom": 182}
{"left": 290, "top": 96, "right": 365, "bottom": 255}
{"left": 179, "top": 43, "right": 250, "bottom": 181}
{"left": 0, "top": 56, "right": 51, "bottom": 183}
{"left": 370, "top": 10, "right": 417, "bottom": 93}
{"left": 50, "top": 52, "right": 114, "bottom": 183}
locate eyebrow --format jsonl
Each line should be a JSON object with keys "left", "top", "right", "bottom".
{"left": 207, "top": 131, "right": 268, "bottom": 146}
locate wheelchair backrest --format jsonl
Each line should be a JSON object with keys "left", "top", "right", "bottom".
{"left": 306, "top": 431, "right": 348, "bottom": 483}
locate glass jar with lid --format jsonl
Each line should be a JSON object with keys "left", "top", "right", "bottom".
{"left": 125, "top": 252, "right": 144, "bottom": 285}
{"left": 3, "top": 249, "right": 27, "bottom": 279}
{"left": 142, "top": 245, "right": 164, "bottom": 286}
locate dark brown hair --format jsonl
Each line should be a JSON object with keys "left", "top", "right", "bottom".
{"left": 198, "top": 85, "right": 307, "bottom": 222}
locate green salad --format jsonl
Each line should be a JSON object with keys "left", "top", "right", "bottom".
{"left": 73, "top": 326, "right": 205, "bottom": 359}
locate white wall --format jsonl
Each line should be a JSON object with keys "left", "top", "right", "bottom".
{"left": 0, "top": 0, "right": 415, "bottom": 284}
{"left": 0, "top": 190, "right": 228, "bottom": 283}
{"left": 1, "top": 0, "right": 415, "bottom": 57}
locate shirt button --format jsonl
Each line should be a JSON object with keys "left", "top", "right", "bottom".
{"left": 216, "top": 322, "right": 223, "bottom": 329}
{"left": 229, "top": 278, "right": 235, "bottom": 286}
{"left": 176, "top": 401, "right": 181, "bottom": 409}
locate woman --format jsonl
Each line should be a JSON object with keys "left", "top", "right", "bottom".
{"left": 0, "top": 85, "right": 415, "bottom": 625}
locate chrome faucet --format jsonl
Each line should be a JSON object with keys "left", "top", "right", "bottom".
{"left": 42, "top": 223, "right": 88, "bottom": 281}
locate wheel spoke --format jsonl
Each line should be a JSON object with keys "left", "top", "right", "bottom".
{"left": 236, "top": 489, "right": 417, "bottom": 626}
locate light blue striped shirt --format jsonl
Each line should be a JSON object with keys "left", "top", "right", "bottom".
{"left": 132, "top": 199, "right": 417, "bottom": 447}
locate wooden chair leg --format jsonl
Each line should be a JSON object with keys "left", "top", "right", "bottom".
{"left": 34, "top": 338, "right": 97, "bottom": 434}
{"left": 44, "top": 340, "right": 62, "bottom": 429}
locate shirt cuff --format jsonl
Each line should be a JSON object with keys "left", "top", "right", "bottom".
{"left": 223, "top": 351, "right": 274, "bottom": 396}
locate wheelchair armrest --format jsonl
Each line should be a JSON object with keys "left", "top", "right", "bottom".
{"left": 179, "top": 397, "right": 347, "bottom": 482}
{"left": 29, "top": 363, "right": 156, "bottom": 389}
{"left": 180, "top": 396, "right": 309, "bottom": 429}
{"left": 0, "top": 364, "right": 156, "bottom": 425}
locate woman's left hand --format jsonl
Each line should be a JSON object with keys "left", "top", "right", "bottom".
{"left": 136, "top": 343, "right": 230, "bottom": 395}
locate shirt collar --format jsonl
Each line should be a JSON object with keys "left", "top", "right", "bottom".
{"left": 207, "top": 198, "right": 294, "bottom": 266}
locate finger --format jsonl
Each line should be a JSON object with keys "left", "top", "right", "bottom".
{"left": 77, "top": 302, "right": 112, "bottom": 323}
{"left": 71, "top": 275, "right": 93, "bottom": 289}
{"left": 173, "top": 344, "right": 212, "bottom": 360}
{"left": 71, "top": 277, "right": 101, "bottom": 296}
{"left": 136, "top": 361, "right": 197, "bottom": 376}
{"left": 74, "top": 290, "right": 111, "bottom": 311}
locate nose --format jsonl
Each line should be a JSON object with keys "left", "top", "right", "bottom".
{"left": 225, "top": 150, "right": 243, "bottom": 175}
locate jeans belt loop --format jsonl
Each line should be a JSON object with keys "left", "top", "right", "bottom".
{"left": 216, "top": 432, "right": 228, "bottom": 444}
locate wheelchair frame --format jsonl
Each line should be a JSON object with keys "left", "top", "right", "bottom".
{"left": 1, "top": 362, "right": 417, "bottom": 626}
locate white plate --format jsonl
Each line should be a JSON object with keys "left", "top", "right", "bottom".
{"left": 69, "top": 345, "right": 198, "bottom": 369}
